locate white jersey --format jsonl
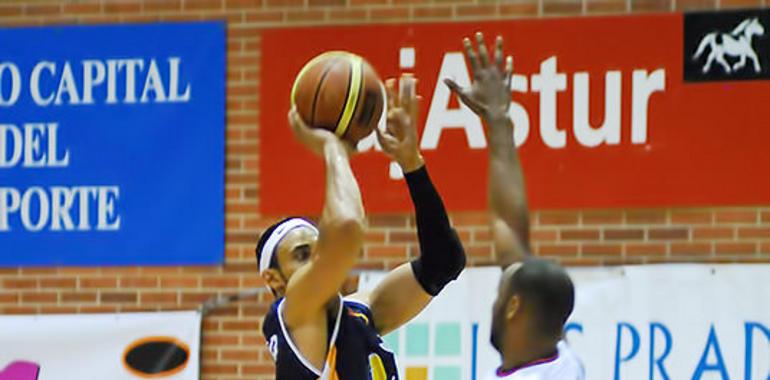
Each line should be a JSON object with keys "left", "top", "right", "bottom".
{"left": 486, "top": 341, "right": 585, "bottom": 380}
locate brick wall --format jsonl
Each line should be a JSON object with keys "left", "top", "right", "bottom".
{"left": 0, "top": 0, "right": 768, "bottom": 379}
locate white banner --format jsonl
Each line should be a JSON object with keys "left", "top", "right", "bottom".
{"left": 0, "top": 311, "right": 201, "bottom": 380}
{"left": 359, "top": 264, "right": 770, "bottom": 380}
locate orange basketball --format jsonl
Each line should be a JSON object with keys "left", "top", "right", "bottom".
{"left": 291, "top": 51, "right": 384, "bottom": 144}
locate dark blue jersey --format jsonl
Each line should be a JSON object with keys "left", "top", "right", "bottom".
{"left": 263, "top": 295, "right": 399, "bottom": 380}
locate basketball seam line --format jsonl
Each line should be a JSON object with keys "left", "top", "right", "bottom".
{"left": 334, "top": 56, "right": 363, "bottom": 138}
{"left": 310, "top": 59, "right": 337, "bottom": 127}
{"left": 291, "top": 51, "right": 338, "bottom": 106}
{"left": 333, "top": 58, "right": 354, "bottom": 135}
{"left": 357, "top": 86, "right": 376, "bottom": 127}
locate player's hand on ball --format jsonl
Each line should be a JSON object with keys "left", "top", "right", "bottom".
{"left": 288, "top": 107, "right": 354, "bottom": 156}
{"left": 444, "top": 32, "right": 513, "bottom": 122}
{"left": 376, "top": 74, "right": 424, "bottom": 173}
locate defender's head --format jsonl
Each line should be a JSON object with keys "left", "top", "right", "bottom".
{"left": 490, "top": 258, "right": 575, "bottom": 353}
{"left": 255, "top": 217, "right": 319, "bottom": 297}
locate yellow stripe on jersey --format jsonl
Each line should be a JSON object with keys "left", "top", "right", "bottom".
{"left": 322, "top": 345, "right": 339, "bottom": 380}
{"left": 369, "top": 354, "right": 387, "bottom": 380}
{"left": 349, "top": 310, "right": 370, "bottom": 326}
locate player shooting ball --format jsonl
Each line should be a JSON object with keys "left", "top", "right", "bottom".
{"left": 256, "top": 51, "right": 466, "bottom": 379}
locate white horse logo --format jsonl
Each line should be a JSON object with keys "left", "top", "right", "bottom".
{"left": 693, "top": 17, "right": 765, "bottom": 74}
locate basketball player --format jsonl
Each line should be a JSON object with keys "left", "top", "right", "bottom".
{"left": 257, "top": 75, "right": 465, "bottom": 379}
{"left": 445, "top": 33, "right": 585, "bottom": 379}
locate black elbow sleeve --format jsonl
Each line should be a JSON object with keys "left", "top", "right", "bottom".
{"left": 404, "top": 166, "right": 466, "bottom": 296}
{"left": 410, "top": 228, "right": 466, "bottom": 296}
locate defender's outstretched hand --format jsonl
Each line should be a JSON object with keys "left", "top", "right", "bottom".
{"left": 444, "top": 32, "right": 513, "bottom": 122}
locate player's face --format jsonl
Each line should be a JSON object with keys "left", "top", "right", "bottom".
{"left": 275, "top": 227, "right": 319, "bottom": 283}
{"left": 490, "top": 263, "right": 522, "bottom": 353}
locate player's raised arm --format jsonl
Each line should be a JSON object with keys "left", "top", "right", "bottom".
{"left": 356, "top": 75, "right": 466, "bottom": 335}
{"left": 282, "top": 109, "right": 366, "bottom": 325}
{"left": 445, "top": 33, "right": 530, "bottom": 268}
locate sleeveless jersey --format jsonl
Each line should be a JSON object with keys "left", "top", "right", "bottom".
{"left": 263, "top": 295, "right": 399, "bottom": 380}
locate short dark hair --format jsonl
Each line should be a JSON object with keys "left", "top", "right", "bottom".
{"left": 510, "top": 258, "right": 575, "bottom": 339}
{"left": 255, "top": 216, "right": 310, "bottom": 271}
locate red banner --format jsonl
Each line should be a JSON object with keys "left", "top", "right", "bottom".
{"left": 260, "top": 13, "right": 770, "bottom": 215}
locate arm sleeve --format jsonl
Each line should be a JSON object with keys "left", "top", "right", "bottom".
{"left": 404, "top": 165, "right": 466, "bottom": 296}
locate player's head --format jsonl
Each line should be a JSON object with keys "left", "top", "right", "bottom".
{"left": 255, "top": 217, "right": 319, "bottom": 297}
{"left": 490, "top": 258, "right": 575, "bottom": 353}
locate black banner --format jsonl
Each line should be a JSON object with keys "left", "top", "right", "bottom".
{"left": 685, "top": 9, "right": 770, "bottom": 82}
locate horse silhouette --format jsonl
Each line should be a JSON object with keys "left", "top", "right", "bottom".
{"left": 693, "top": 17, "right": 765, "bottom": 74}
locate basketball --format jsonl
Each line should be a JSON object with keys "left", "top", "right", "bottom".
{"left": 291, "top": 51, "right": 384, "bottom": 144}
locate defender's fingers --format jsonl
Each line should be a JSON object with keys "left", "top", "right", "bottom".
{"left": 476, "top": 32, "right": 490, "bottom": 68}
{"left": 463, "top": 37, "right": 480, "bottom": 76}
{"left": 505, "top": 55, "right": 514, "bottom": 88}
{"left": 495, "top": 35, "right": 505, "bottom": 71}
{"left": 443, "top": 78, "right": 464, "bottom": 95}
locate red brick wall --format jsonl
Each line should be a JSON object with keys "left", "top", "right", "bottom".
{"left": 0, "top": 1, "right": 768, "bottom": 379}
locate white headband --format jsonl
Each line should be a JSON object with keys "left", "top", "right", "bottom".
{"left": 259, "top": 218, "right": 319, "bottom": 273}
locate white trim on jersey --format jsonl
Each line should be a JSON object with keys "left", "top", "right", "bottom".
{"left": 341, "top": 297, "right": 397, "bottom": 357}
{"left": 320, "top": 297, "right": 344, "bottom": 380}
{"left": 276, "top": 295, "right": 344, "bottom": 377}
{"left": 341, "top": 296, "right": 372, "bottom": 309}
{"left": 490, "top": 340, "right": 585, "bottom": 380}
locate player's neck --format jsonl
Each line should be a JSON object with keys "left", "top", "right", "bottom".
{"left": 500, "top": 335, "right": 558, "bottom": 372}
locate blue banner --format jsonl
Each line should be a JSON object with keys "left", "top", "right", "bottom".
{"left": 0, "top": 22, "right": 225, "bottom": 266}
